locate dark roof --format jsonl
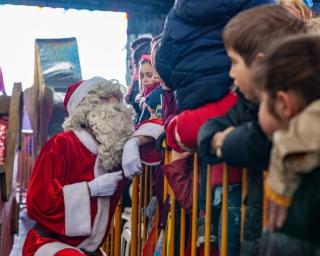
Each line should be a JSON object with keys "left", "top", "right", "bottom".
{"left": 0, "top": 0, "right": 173, "bottom": 13}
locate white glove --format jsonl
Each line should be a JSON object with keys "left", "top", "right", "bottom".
{"left": 122, "top": 137, "right": 143, "bottom": 179}
{"left": 88, "top": 171, "right": 123, "bottom": 197}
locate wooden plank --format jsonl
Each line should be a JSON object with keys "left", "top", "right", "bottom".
{"left": 221, "top": 165, "right": 229, "bottom": 256}
{"left": 2, "top": 83, "right": 23, "bottom": 201}
{"left": 204, "top": 165, "right": 212, "bottom": 256}
{"left": 11, "top": 197, "right": 19, "bottom": 235}
{"left": 0, "top": 171, "right": 6, "bottom": 201}
{"left": 0, "top": 96, "right": 10, "bottom": 114}
{"left": 191, "top": 153, "right": 198, "bottom": 256}
{"left": 131, "top": 176, "right": 139, "bottom": 256}
{"left": 113, "top": 201, "right": 122, "bottom": 256}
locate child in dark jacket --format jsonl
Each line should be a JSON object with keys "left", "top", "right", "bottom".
{"left": 126, "top": 38, "right": 152, "bottom": 124}
{"left": 135, "top": 54, "right": 162, "bottom": 125}
{"left": 197, "top": 5, "right": 308, "bottom": 255}
{"left": 156, "top": 0, "right": 274, "bottom": 112}
{"left": 253, "top": 34, "right": 320, "bottom": 256}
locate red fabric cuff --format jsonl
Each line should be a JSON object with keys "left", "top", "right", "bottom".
{"left": 165, "top": 116, "right": 184, "bottom": 152}
{"left": 176, "top": 92, "right": 238, "bottom": 149}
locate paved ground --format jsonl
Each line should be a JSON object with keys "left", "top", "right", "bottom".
{"left": 10, "top": 208, "right": 35, "bottom": 256}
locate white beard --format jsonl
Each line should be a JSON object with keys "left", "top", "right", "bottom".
{"left": 87, "top": 103, "right": 133, "bottom": 171}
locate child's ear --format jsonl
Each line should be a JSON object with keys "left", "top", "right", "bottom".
{"left": 275, "top": 90, "right": 301, "bottom": 120}
{"left": 255, "top": 52, "right": 265, "bottom": 63}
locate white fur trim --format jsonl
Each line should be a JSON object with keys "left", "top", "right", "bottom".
{"left": 77, "top": 158, "right": 111, "bottom": 251}
{"left": 74, "top": 129, "right": 98, "bottom": 155}
{"left": 63, "top": 182, "right": 91, "bottom": 237}
{"left": 141, "top": 159, "right": 161, "bottom": 166}
{"left": 67, "top": 76, "right": 106, "bottom": 114}
{"left": 35, "top": 242, "right": 84, "bottom": 256}
{"left": 133, "top": 122, "right": 164, "bottom": 140}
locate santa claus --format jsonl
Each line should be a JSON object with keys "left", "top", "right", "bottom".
{"left": 23, "top": 77, "right": 135, "bottom": 256}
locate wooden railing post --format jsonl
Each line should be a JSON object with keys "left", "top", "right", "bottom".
{"left": 180, "top": 208, "right": 186, "bottom": 256}
{"left": 131, "top": 176, "right": 139, "bottom": 256}
{"left": 114, "top": 200, "right": 122, "bottom": 256}
{"left": 204, "top": 165, "right": 212, "bottom": 256}
{"left": 262, "top": 170, "right": 269, "bottom": 231}
{"left": 191, "top": 153, "right": 199, "bottom": 256}
{"left": 221, "top": 164, "right": 229, "bottom": 256}
{"left": 241, "top": 168, "right": 248, "bottom": 241}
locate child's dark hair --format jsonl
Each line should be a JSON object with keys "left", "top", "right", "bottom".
{"left": 253, "top": 34, "right": 320, "bottom": 118}
{"left": 223, "top": 5, "right": 307, "bottom": 67}
{"left": 130, "top": 36, "right": 152, "bottom": 51}
{"left": 151, "top": 34, "right": 162, "bottom": 70}
{"left": 133, "top": 41, "right": 152, "bottom": 65}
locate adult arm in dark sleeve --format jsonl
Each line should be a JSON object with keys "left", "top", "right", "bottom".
{"left": 197, "top": 104, "right": 241, "bottom": 164}
{"left": 198, "top": 90, "right": 257, "bottom": 164}
{"left": 221, "top": 121, "right": 272, "bottom": 171}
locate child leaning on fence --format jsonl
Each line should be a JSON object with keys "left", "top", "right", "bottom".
{"left": 252, "top": 34, "right": 320, "bottom": 256}
{"left": 197, "top": 5, "right": 309, "bottom": 255}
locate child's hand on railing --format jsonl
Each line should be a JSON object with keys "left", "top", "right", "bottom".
{"left": 211, "top": 126, "right": 235, "bottom": 157}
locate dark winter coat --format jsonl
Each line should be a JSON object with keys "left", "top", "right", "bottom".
{"left": 156, "top": 0, "right": 274, "bottom": 112}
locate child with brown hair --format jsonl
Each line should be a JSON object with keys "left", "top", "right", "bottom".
{"left": 279, "top": 0, "right": 313, "bottom": 19}
{"left": 252, "top": 34, "right": 320, "bottom": 256}
{"left": 197, "top": 5, "right": 308, "bottom": 255}
{"left": 126, "top": 37, "right": 152, "bottom": 124}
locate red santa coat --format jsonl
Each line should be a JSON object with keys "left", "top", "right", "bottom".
{"left": 23, "top": 130, "right": 127, "bottom": 256}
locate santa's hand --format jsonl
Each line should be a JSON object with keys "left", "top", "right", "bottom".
{"left": 122, "top": 137, "right": 143, "bottom": 179}
{"left": 88, "top": 171, "right": 123, "bottom": 197}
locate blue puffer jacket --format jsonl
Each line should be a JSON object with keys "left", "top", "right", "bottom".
{"left": 156, "top": 0, "right": 275, "bottom": 112}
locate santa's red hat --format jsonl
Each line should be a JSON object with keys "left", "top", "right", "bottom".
{"left": 64, "top": 76, "right": 106, "bottom": 114}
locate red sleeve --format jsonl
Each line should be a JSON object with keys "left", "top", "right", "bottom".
{"left": 26, "top": 135, "right": 93, "bottom": 237}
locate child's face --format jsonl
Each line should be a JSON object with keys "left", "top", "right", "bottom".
{"left": 227, "top": 48, "right": 256, "bottom": 100}
{"left": 139, "top": 62, "right": 156, "bottom": 90}
{"left": 258, "top": 89, "right": 302, "bottom": 136}
{"left": 258, "top": 91, "right": 284, "bottom": 136}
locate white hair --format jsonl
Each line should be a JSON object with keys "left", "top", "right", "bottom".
{"left": 62, "top": 79, "right": 127, "bottom": 131}
{"left": 87, "top": 103, "right": 134, "bottom": 170}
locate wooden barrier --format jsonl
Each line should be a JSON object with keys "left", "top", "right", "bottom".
{"left": 180, "top": 208, "right": 186, "bottom": 256}
{"left": 241, "top": 169, "right": 248, "bottom": 241}
{"left": 16, "top": 131, "right": 34, "bottom": 204}
{"left": 262, "top": 170, "right": 269, "bottom": 231}
{"left": 117, "top": 146, "right": 256, "bottom": 256}
{"left": 0, "top": 83, "right": 23, "bottom": 255}
{"left": 137, "top": 175, "right": 143, "bottom": 256}
{"left": 131, "top": 176, "right": 139, "bottom": 256}
{"left": 204, "top": 165, "right": 212, "bottom": 256}
{"left": 191, "top": 153, "right": 198, "bottom": 256}
{"left": 162, "top": 147, "right": 169, "bottom": 256}
{"left": 114, "top": 201, "right": 122, "bottom": 256}
{"left": 221, "top": 164, "right": 229, "bottom": 256}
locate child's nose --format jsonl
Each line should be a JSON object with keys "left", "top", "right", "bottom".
{"left": 142, "top": 77, "right": 149, "bottom": 84}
